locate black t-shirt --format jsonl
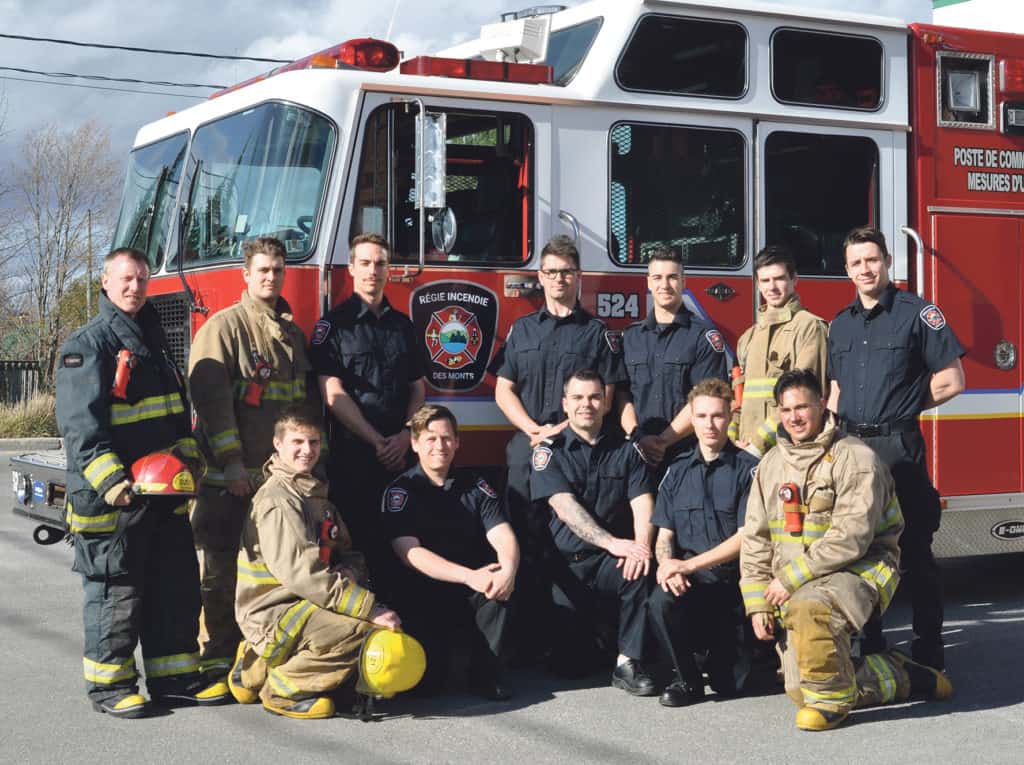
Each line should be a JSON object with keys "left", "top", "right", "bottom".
{"left": 382, "top": 464, "right": 508, "bottom": 570}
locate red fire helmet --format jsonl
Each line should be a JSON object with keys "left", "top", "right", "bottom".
{"left": 131, "top": 452, "right": 197, "bottom": 496}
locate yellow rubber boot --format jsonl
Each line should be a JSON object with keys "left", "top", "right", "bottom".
{"left": 262, "top": 696, "right": 336, "bottom": 720}
{"left": 892, "top": 652, "right": 954, "bottom": 700}
{"left": 92, "top": 693, "right": 150, "bottom": 719}
{"left": 228, "top": 642, "right": 260, "bottom": 705}
{"left": 194, "top": 680, "right": 232, "bottom": 705}
{"left": 795, "top": 706, "right": 848, "bottom": 731}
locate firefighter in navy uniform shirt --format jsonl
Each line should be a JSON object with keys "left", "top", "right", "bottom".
{"left": 384, "top": 405, "right": 519, "bottom": 700}
{"left": 827, "top": 226, "right": 965, "bottom": 670}
{"left": 620, "top": 247, "right": 729, "bottom": 468}
{"left": 647, "top": 378, "right": 757, "bottom": 707}
{"left": 530, "top": 369, "right": 658, "bottom": 695}
{"left": 309, "top": 233, "right": 426, "bottom": 599}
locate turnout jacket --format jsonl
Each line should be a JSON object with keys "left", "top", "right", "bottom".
{"left": 189, "top": 292, "right": 317, "bottom": 487}
{"left": 57, "top": 292, "right": 197, "bottom": 535}
{"left": 236, "top": 456, "right": 374, "bottom": 658}
{"left": 739, "top": 413, "right": 903, "bottom": 617}
{"left": 731, "top": 296, "right": 827, "bottom": 456}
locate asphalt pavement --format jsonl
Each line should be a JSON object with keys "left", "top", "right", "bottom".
{"left": 2, "top": 450, "right": 1023, "bottom": 765}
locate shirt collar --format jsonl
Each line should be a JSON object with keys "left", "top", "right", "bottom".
{"left": 409, "top": 462, "right": 455, "bottom": 491}
{"left": 851, "top": 282, "right": 897, "bottom": 316}
{"left": 539, "top": 302, "right": 587, "bottom": 324}
{"left": 350, "top": 293, "right": 392, "bottom": 321}
{"left": 682, "top": 441, "right": 738, "bottom": 468}
{"left": 643, "top": 304, "right": 693, "bottom": 331}
{"left": 563, "top": 425, "right": 603, "bottom": 451}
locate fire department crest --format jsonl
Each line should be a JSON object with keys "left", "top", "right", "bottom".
{"left": 411, "top": 282, "right": 498, "bottom": 392}
{"left": 385, "top": 487, "right": 408, "bottom": 512}
{"left": 705, "top": 329, "right": 725, "bottom": 353}
{"left": 532, "top": 446, "right": 553, "bottom": 472}
{"left": 920, "top": 304, "right": 946, "bottom": 331}
{"left": 476, "top": 478, "right": 498, "bottom": 499}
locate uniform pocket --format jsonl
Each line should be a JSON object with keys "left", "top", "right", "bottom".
{"left": 72, "top": 531, "right": 128, "bottom": 580}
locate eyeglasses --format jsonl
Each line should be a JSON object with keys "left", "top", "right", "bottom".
{"left": 540, "top": 268, "right": 578, "bottom": 280}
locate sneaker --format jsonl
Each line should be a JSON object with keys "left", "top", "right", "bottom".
{"left": 228, "top": 642, "right": 260, "bottom": 705}
{"left": 153, "top": 679, "right": 233, "bottom": 707}
{"left": 892, "top": 651, "right": 953, "bottom": 700}
{"left": 610, "top": 659, "right": 657, "bottom": 697}
{"left": 795, "top": 706, "right": 848, "bottom": 731}
{"left": 92, "top": 693, "right": 150, "bottom": 719}
{"left": 262, "top": 696, "right": 336, "bottom": 720}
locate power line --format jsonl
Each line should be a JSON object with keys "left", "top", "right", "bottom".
{"left": 0, "top": 74, "right": 207, "bottom": 99}
{"left": 0, "top": 32, "right": 291, "bottom": 64}
{"left": 0, "top": 65, "right": 223, "bottom": 89}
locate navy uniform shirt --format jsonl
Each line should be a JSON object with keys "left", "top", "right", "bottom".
{"left": 828, "top": 284, "right": 965, "bottom": 425}
{"left": 382, "top": 464, "right": 508, "bottom": 570}
{"left": 491, "top": 304, "right": 626, "bottom": 426}
{"left": 309, "top": 294, "right": 426, "bottom": 437}
{"left": 530, "top": 428, "right": 655, "bottom": 555}
{"left": 652, "top": 442, "right": 758, "bottom": 584}
{"left": 623, "top": 306, "right": 729, "bottom": 433}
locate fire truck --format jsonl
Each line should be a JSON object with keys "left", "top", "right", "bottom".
{"left": 11, "top": 0, "right": 1024, "bottom": 557}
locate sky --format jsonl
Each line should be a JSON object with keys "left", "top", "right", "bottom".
{"left": 0, "top": 0, "right": 937, "bottom": 168}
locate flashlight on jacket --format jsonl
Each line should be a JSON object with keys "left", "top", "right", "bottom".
{"left": 730, "top": 365, "right": 743, "bottom": 411}
{"left": 780, "top": 483, "right": 803, "bottom": 534}
{"left": 111, "top": 349, "right": 136, "bottom": 400}
{"left": 319, "top": 519, "right": 336, "bottom": 564}
{"left": 243, "top": 356, "right": 273, "bottom": 407}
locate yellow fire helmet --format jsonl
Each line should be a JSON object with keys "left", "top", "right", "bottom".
{"left": 356, "top": 628, "right": 426, "bottom": 698}
{"left": 130, "top": 452, "right": 197, "bottom": 496}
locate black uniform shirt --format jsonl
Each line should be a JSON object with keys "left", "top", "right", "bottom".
{"left": 491, "top": 304, "right": 626, "bottom": 426}
{"left": 309, "top": 294, "right": 426, "bottom": 437}
{"left": 623, "top": 306, "right": 729, "bottom": 433}
{"left": 828, "top": 284, "right": 965, "bottom": 425}
{"left": 382, "top": 464, "right": 508, "bottom": 570}
{"left": 652, "top": 442, "right": 757, "bottom": 584}
{"left": 530, "top": 428, "right": 654, "bottom": 555}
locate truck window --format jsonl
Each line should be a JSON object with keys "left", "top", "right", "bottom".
{"left": 609, "top": 122, "right": 746, "bottom": 268}
{"left": 616, "top": 14, "right": 747, "bottom": 99}
{"left": 547, "top": 17, "right": 603, "bottom": 86}
{"left": 772, "top": 28, "right": 883, "bottom": 110}
{"left": 111, "top": 133, "right": 189, "bottom": 272}
{"left": 176, "top": 102, "right": 335, "bottom": 266}
{"left": 351, "top": 106, "right": 534, "bottom": 266}
{"left": 764, "top": 131, "right": 879, "bottom": 276}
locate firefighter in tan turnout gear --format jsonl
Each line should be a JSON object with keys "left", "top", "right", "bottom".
{"left": 740, "top": 369, "right": 952, "bottom": 731}
{"left": 730, "top": 246, "right": 827, "bottom": 458}
{"left": 188, "top": 237, "right": 320, "bottom": 681}
{"left": 231, "top": 407, "right": 423, "bottom": 719}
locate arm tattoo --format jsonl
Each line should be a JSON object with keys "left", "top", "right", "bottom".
{"left": 550, "top": 494, "right": 614, "bottom": 548}
{"left": 655, "top": 533, "right": 674, "bottom": 564}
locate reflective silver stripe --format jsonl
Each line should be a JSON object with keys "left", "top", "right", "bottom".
{"left": 110, "top": 395, "right": 185, "bottom": 425}
{"left": 83, "top": 656, "right": 136, "bottom": 684}
{"left": 143, "top": 652, "right": 200, "bottom": 678}
{"left": 83, "top": 452, "right": 124, "bottom": 489}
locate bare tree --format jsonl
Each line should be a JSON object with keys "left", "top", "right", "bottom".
{"left": 8, "top": 121, "right": 120, "bottom": 388}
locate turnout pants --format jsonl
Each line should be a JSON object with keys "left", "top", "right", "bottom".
{"left": 190, "top": 487, "right": 248, "bottom": 678}
{"left": 75, "top": 499, "right": 203, "bottom": 703}
{"left": 778, "top": 572, "right": 911, "bottom": 713}
{"left": 648, "top": 579, "right": 750, "bottom": 694}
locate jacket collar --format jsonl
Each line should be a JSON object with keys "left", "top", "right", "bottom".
{"left": 774, "top": 411, "right": 841, "bottom": 471}
{"left": 263, "top": 454, "right": 326, "bottom": 497}
{"left": 757, "top": 295, "right": 804, "bottom": 327}
{"left": 241, "top": 291, "right": 294, "bottom": 322}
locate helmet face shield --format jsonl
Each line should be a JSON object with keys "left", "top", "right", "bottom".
{"left": 131, "top": 452, "right": 198, "bottom": 496}
{"left": 356, "top": 629, "right": 426, "bottom": 698}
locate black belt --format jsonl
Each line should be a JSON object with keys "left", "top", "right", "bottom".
{"left": 842, "top": 419, "right": 918, "bottom": 438}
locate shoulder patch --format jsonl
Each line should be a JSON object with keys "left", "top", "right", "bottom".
{"left": 311, "top": 320, "right": 331, "bottom": 345}
{"left": 62, "top": 353, "right": 83, "bottom": 368}
{"left": 532, "top": 445, "right": 553, "bottom": 472}
{"left": 604, "top": 329, "right": 623, "bottom": 354}
{"left": 476, "top": 478, "right": 498, "bottom": 499}
{"left": 385, "top": 487, "right": 408, "bottom": 513}
{"left": 705, "top": 329, "right": 725, "bottom": 353}
{"left": 920, "top": 304, "right": 946, "bottom": 331}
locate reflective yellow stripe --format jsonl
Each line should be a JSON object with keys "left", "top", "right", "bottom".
{"left": 173, "top": 503, "right": 190, "bottom": 516}
{"left": 237, "top": 559, "right": 281, "bottom": 586}
{"left": 173, "top": 437, "right": 200, "bottom": 458}
{"left": 234, "top": 379, "right": 306, "bottom": 403}
{"left": 83, "top": 656, "right": 136, "bottom": 684}
{"left": 267, "top": 667, "right": 307, "bottom": 700}
{"left": 769, "top": 518, "right": 805, "bottom": 544}
{"left": 336, "top": 582, "right": 369, "bottom": 617}
{"left": 846, "top": 559, "right": 898, "bottom": 612}
{"left": 83, "top": 452, "right": 124, "bottom": 490}
{"left": 759, "top": 418, "right": 779, "bottom": 448}
{"left": 209, "top": 428, "right": 241, "bottom": 458}
{"left": 68, "top": 507, "right": 120, "bottom": 534}
{"left": 143, "top": 652, "right": 200, "bottom": 678}
{"left": 781, "top": 555, "right": 813, "bottom": 590}
{"left": 110, "top": 394, "right": 184, "bottom": 426}
{"left": 263, "top": 600, "right": 318, "bottom": 667}
{"left": 727, "top": 420, "right": 739, "bottom": 441}
{"left": 199, "top": 657, "right": 233, "bottom": 673}
{"left": 865, "top": 654, "right": 898, "bottom": 703}
{"left": 876, "top": 497, "right": 904, "bottom": 534}
{"left": 802, "top": 520, "right": 831, "bottom": 544}
{"left": 802, "top": 684, "right": 857, "bottom": 706}
{"left": 741, "top": 581, "right": 769, "bottom": 610}
{"left": 744, "top": 377, "right": 778, "bottom": 400}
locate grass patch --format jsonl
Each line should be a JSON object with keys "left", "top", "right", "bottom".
{"left": 0, "top": 393, "right": 58, "bottom": 438}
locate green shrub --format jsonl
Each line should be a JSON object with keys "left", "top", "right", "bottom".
{"left": 0, "top": 393, "right": 59, "bottom": 438}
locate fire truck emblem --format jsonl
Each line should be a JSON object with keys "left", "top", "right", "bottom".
{"left": 411, "top": 281, "right": 499, "bottom": 393}
{"left": 920, "top": 304, "right": 946, "bottom": 331}
{"left": 425, "top": 306, "right": 483, "bottom": 370}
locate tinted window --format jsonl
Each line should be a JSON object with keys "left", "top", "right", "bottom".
{"left": 177, "top": 102, "right": 335, "bottom": 266}
{"left": 609, "top": 123, "right": 745, "bottom": 267}
{"left": 764, "top": 132, "right": 879, "bottom": 276}
{"left": 772, "top": 28, "right": 883, "bottom": 109}
{"left": 547, "top": 18, "right": 602, "bottom": 85}
{"left": 617, "top": 15, "right": 746, "bottom": 98}
{"left": 112, "top": 133, "right": 189, "bottom": 271}
{"left": 351, "top": 106, "right": 534, "bottom": 266}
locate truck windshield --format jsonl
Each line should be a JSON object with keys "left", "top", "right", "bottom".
{"left": 173, "top": 102, "right": 335, "bottom": 267}
{"left": 112, "top": 132, "right": 189, "bottom": 272}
